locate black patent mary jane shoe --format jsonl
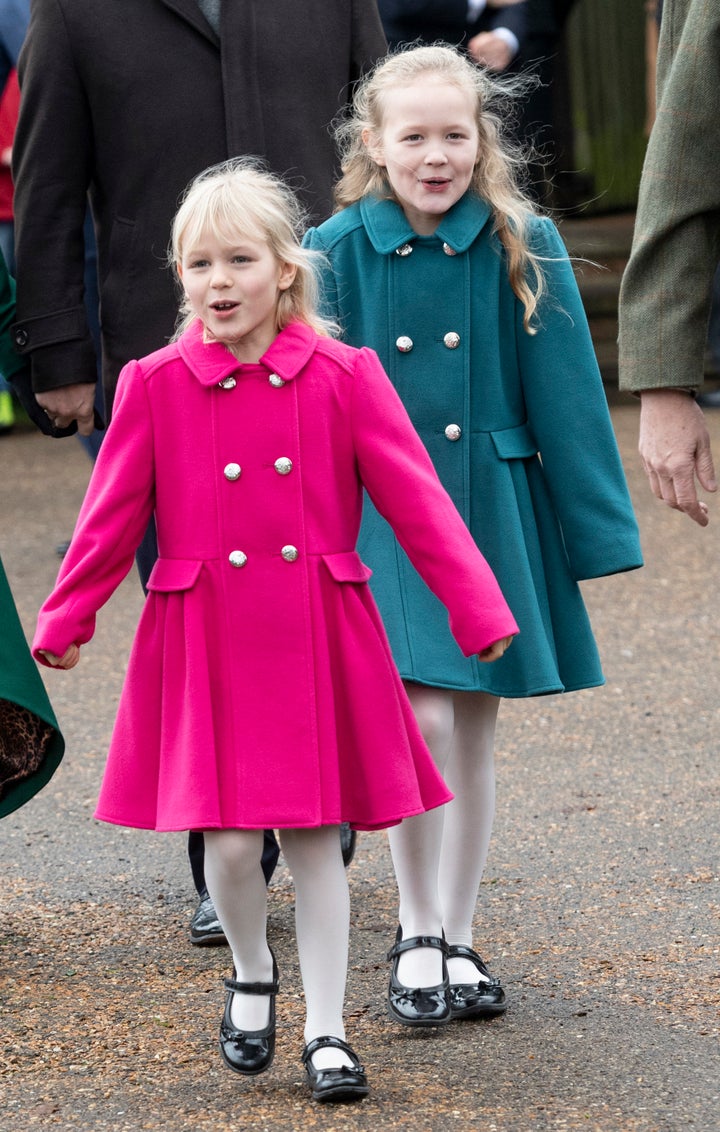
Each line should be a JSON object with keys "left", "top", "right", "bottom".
{"left": 447, "top": 943, "right": 507, "bottom": 1020}
{"left": 218, "top": 952, "right": 279, "bottom": 1076}
{"left": 386, "top": 927, "right": 451, "bottom": 1027}
{"left": 302, "top": 1035, "right": 369, "bottom": 1103}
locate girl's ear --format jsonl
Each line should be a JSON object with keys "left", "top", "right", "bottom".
{"left": 278, "top": 260, "right": 297, "bottom": 292}
{"left": 361, "top": 126, "right": 385, "bottom": 167}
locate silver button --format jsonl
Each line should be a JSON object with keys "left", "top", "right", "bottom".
{"left": 223, "top": 462, "right": 242, "bottom": 481}
{"left": 274, "top": 457, "right": 293, "bottom": 475}
{"left": 445, "top": 423, "right": 462, "bottom": 441}
{"left": 268, "top": 373, "right": 285, "bottom": 388}
{"left": 229, "top": 550, "right": 248, "bottom": 568}
{"left": 395, "top": 243, "right": 413, "bottom": 257}
{"left": 443, "top": 332, "right": 460, "bottom": 349}
{"left": 218, "top": 376, "right": 237, "bottom": 390}
{"left": 281, "top": 545, "right": 299, "bottom": 562}
{"left": 442, "top": 242, "right": 457, "bottom": 256}
{"left": 396, "top": 336, "right": 413, "bottom": 353}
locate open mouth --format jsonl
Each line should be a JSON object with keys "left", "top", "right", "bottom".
{"left": 211, "top": 301, "right": 239, "bottom": 311}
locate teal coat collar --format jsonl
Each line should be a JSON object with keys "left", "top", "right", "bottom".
{"left": 359, "top": 193, "right": 494, "bottom": 255}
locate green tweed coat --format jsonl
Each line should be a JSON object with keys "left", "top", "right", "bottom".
{"left": 618, "top": 0, "right": 720, "bottom": 392}
{"left": 305, "top": 194, "right": 643, "bottom": 696}
{"left": 0, "top": 256, "right": 64, "bottom": 818}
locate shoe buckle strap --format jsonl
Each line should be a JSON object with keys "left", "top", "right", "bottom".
{"left": 224, "top": 977, "right": 279, "bottom": 996}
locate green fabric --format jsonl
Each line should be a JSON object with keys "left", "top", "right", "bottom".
{"left": 0, "top": 249, "right": 24, "bottom": 380}
{"left": 618, "top": 0, "right": 720, "bottom": 391}
{"left": 0, "top": 558, "right": 65, "bottom": 818}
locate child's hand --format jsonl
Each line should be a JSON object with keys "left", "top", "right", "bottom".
{"left": 476, "top": 635, "right": 514, "bottom": 663}
{"left": 38, "top": 644, "right": 80, "bottom": 669}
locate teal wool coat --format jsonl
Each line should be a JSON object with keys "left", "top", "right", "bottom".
{"left": 305, "top": 195, "right": 643, "bottom": 696}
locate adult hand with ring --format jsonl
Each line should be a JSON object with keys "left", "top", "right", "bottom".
{"left": 36, "top": 383, "right": 98, "bottom": 436}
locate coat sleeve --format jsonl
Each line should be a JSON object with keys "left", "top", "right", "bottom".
{"left": 12, "top": 0, "right": 98, "bottom": 394}
{"left": 350, "top": 0, "right": 388, "bottom": 79}
{"left": 32, "top": 361, "right": 155, "bottom": 663}
{"left": 350, "top": 346, "right": 519, "bottom": 655}
{"left": 617, "top": 0, "right": 720, "bottom": 393}
{"left": 517, "top": 217, "right": 643, "bottom": 580}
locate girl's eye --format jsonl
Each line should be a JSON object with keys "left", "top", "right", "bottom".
{"left": 189, "top": 258, "right": 209, "bottom": 269}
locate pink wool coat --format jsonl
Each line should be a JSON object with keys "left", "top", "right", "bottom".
{"left": 34, "top": 321, "right": 518, "bottom": 833}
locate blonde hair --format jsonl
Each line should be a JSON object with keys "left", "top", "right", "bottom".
{"left": 170, "top": 158, "right": 336, "bottom": 339}
{"left": 334, "top": 45, "right": 545, "bottom": 333}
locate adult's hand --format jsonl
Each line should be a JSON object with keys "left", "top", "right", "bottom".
{"left": 36, "top": 383, "right": 97, "bottom": 437}
{"left": 638, "top": 389, "right": 717, "bottom": 526}
{"left": 467, "top": 31, "right": 514, "bottom": 72}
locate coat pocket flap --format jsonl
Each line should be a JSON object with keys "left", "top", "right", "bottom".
{"left": 146, "top": 558, "right": 203, "bottom": 593}
{"left": 322, "top": 551, "right": 373, "bottom": 583}
{"left": 490, "top": 422, "right": 538, "bottom": 460}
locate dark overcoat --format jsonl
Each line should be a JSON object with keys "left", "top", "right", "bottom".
{"left": 11, "top": 0, "right": 386, "bottom": 412}
{"left": 305, "top": 194, "right": 643, "bottom": 696}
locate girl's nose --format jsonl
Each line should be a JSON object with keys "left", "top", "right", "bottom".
{"left": 211, "top": 265, "right": 232, "bottom": 287}
{"left": 424, "top": 146, "right": 448, "bottom": 165}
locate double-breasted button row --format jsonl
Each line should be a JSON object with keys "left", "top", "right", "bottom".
{"left": 217, "top": 372, "right": 286, "bottom": 390}
{"left": 228, "top": 545, "right": 300, "bottom": 568}
{"left": 223, "top": 458, "right": 293, "bottom": 480}
{"left": 395, "top": 331, "right": 461, "bottom": 353}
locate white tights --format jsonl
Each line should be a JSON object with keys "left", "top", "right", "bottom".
{"left": 203, "top": 825, "right": 353, "bottom": 1069}
{"left": 388, "top": 686, "right": 500, "bottom": 988}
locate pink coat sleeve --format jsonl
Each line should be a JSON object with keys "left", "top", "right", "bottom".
{"left": 350, "top": 347, "right": 519, "bottom": 654}
{"left": 33, "top": 361, "right": 155, "bottom": 664}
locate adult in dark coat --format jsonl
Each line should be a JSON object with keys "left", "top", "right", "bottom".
{"left": 378, "top": 0, "right": 527, "bottom": 72}
{"left": 12, "top": 0, "right": 387, "bottom": 425}
{"left": 11, "top": 0, "right": 387, "bottom": 941}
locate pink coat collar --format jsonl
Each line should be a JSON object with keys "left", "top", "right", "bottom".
{"left": 177, "top": 318, "right": 318, "bottom": 386}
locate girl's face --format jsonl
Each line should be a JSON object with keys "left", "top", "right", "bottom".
{"left": 178, "top": 230, "right": 296, "bottom": 362}
{"left": 364, "top": 77, "right": 480, "bottom": 236}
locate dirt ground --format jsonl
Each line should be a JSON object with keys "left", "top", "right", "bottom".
{"left": 1, "top": 408, "right": 719, "bottom": 1132}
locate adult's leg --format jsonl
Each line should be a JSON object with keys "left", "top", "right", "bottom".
{"left": 386, "top": 682, "right": 455, "bottom": 987}
{"left": 279, "top": 825, "right": 352, "bottom": 1070}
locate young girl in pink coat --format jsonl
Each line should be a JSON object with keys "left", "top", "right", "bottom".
{"left": 33, "top": 160, "right": 517, "bottom": 1102}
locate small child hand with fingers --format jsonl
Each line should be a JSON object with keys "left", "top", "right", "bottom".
{"left": 477, "top": 635, "right": 514, "bottom": 663}
{"left": 38, "top": 645, "right": 80, "bottom": 669}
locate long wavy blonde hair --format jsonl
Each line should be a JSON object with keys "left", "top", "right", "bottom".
{"left": 334, "top": 45, "right": 545, "bottom": 333}
{"left": 170, "top": 158, "right": 337, "bottom": 340}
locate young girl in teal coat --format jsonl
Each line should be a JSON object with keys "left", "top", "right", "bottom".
{"left": 304, "top": 44, "right": 643, "bottom": 1026}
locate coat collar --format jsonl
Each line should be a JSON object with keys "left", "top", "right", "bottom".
{"left": 178, "top": 319, "right": 318, "bottom": 386}
{"left": 359, "top": 193, "right": 494, "bottom": 255}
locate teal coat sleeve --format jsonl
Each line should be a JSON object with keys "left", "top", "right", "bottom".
{"left": 0, "top": 249, "right": 24, "bottom": 380}
{"left": 518, "top": 218, "right": 643, "bottom": 580}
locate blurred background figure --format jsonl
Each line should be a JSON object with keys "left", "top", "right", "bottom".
{"left": 378, "top": 0, "right": 527, "bottom": 73}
